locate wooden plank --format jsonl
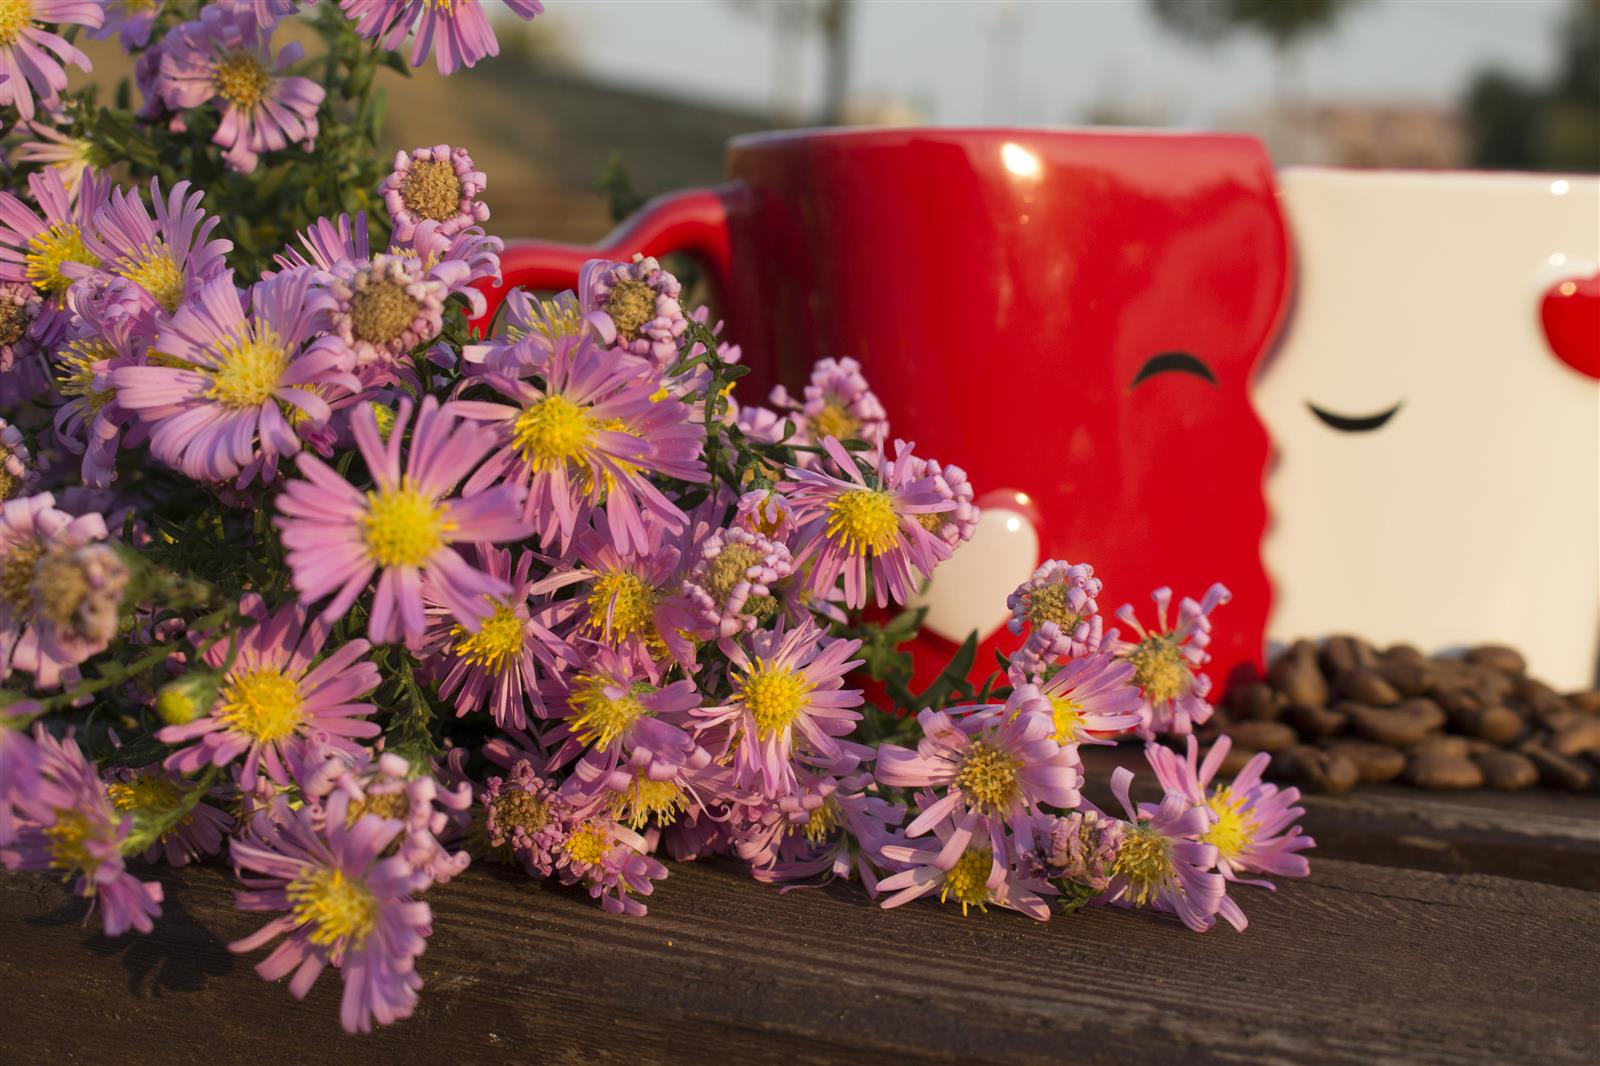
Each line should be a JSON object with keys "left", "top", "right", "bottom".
{"left": 2, "top": 856, "right": 1596, "bottom": 1065}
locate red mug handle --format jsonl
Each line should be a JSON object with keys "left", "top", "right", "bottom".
{"left": 471, "top": 184, "right": 737, "bottom": 335}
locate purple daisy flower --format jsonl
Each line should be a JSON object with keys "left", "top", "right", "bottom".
{"left": 380, "top": 144, "right": 489, "bottom": 244}
{"left": 1100, "top": 765, "right": 1236, "bottom": 932}
{"left": 1008, "top": 651, "right": 1144, "bottom": 746}
{"left": 326, "top": 252, "right": 448, "bottom": 369}
{"left": 1112, "top": 582, "right": 1231, "bottom": 739}
{"left": 748, "top": 769, "right": 905, "bottom": 896}
{"left": 272, "top": 210, "right": 370, "bottom": 275}
{"left": 275, "top": 395, "right": 532, "bottom": 646}
{"left": 482, "top": 759, "right": 570, "bottom": 877}
{"left": 2, "top": 729, "right": 164, "bottom": 937}
{"left": 157, "top": 5, "right": 325, "bottom": 173}
{"left": 1031, "top": 808, "right": 1125, "bottom": 892}
{"left": 1006, "top": 559, "right": 1104, "bottom": 671}
{"left": 51, "top": 275, "right": 156, "bottom": 488}
{"left": 1144, "top": 735, "right": 1314, "bottom": 887}
{"left": 782, "top": 436, "right": 954, "bottom": 609}
{"left": 692, "top": 617, "right": 865, "bottom": 798}
{"left": 0, "top": 699, "right": 42, "bottom": 845}
{"left": 105, "top": 763, "right": 234, "bottom": 868}
{"left": 576, "top": 254, "right": 688, "bottom": 366}
{"left": 0, "top": 1, "right": 104, "bottom": 121}
{"left": 907, "top": 455, "right": 978, "bottom": 549}
{"left": 110, "top": 269, "right": 357, "bottom": 486}
{"left": 554, "top": 815, "right": 667, "bottom": 917}
{"left": 401, "top": 219, "right": 502, "bottom": 311}
{"left": 875, "top": 685, "right": 1082, "bottom": 861}
{"left": 88, "top": 0, "right": 161, "bottom": 50}
{"left": 340, "top": 0, "right": 545, "bottom": 76}
{"left": 878, "top": 816, "right": 1053, "bottom": 920}
{"left": 14, "top": 123, "right": 99, "bottom": 202}
{"left": 547, "top": 645, "right": 705, "bottom": 785}
{"left": 770, "top": 356, "right": 889, "bottom": 453}
{"left": 229, "top": 793, "right": 433, "bottom": 1034}
{"left": 682, "top": 526, "right": 793, "bottom": 638}
{"left": 158, "top": 596, "right": 382, "bottom": 790}
{"left": 84, "top": 178, "right": 231, "bottom": 318}
{"left": 456, "top": 332, "right": 707, "bottom": 552}
{"left": 734, "top": 487, "right": 799, "bottom": 542}
{"left": 0, "top": 493, "right": 126, "bottom": 689}
{"left": 0, "top": 416, "right": 36, "bottom": 501}
{"left": 418, "top": 544, "right": 573, "bottom": 731}
{"left": 0, "top": 166, "right": 111, "bottom": 329}
{"left": 0, "top": 280, "right": 45, "bottom": 375}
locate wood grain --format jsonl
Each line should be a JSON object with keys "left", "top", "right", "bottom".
{"left": 3, "top": 854, "right": 1596, "bottom": 1065}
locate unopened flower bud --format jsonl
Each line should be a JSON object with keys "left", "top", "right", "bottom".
{"left": 156, "top": 671, "right": 220, "bottom": 727}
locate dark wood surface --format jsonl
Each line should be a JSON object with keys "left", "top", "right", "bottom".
{"left": 4, "top": 760, "right": 1599, "bottom": 1064}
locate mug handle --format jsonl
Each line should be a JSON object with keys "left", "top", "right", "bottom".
{"left": 472, "top": 184, "right": 738, "bottom": 335}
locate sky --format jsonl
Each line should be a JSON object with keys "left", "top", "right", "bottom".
{"left": 531, "top": 0, "right": 1570, "bottom": 127}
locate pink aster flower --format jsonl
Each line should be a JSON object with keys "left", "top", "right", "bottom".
{"left": 418, "top": 544, "right": 572, "bottom": 731}
{"left": 2, "top": 729, "right": 164, "bottom": 937}
{"left": 1099, "top": 765, "right": 1237, "bottom": 933}
{"left": 0, "top": 493, "right": 126, "bottom": 689}
{"left": 577, "top": 254, "right": 688, "bottom": 366}
{"left": 88, "top": 0, "right": 161, "bottom": 50}
{"left": 1031, "top": 808, "right": 1125, "bottom": 893}
{"left": 682, "top": 526, "right": 793, "bottom": 638}
{"left": 105, "top": 763, "right": 234, "bottom": 868}
{"left": 276, "top": 395, "right": 532, "bottom": 646}
{"left": 748, "top": 769, "right": 905, "bottom": 896}
{"left": 158, "top": 596, "right": 381, "bottom": 791}
{"left": 908, "top": 456, "right": 978, "bottom": 549}
{"left": 14, "top": 123, "right": 99, "bottom": 201}
{"left": 0, "top": 166, "right": 112, "bottom": 330}
{"left": 84, "top": 177, "right": 231, "bottom": 319}
{"left": 229, "top": 793, "right": 433, "bottom": 1034}
{"left": 0, "top": 699, "right": 42, "bottom": 845}
{"left": 1111, "top": 582, "right": 1231, "bottom": 739}
{"left": 782, "top": 436, "right": 954, "bottom": 609}
{"left": 51, "top": 274, "right": 156, "bottom": 488}
{"left": 381, "top": 144, "right": 489, "bottom": 244}
{"left": 692, "top": 617, "right": 865, "bottom": 798}
{"left": 157, "top": 5, "right": 325, "bottom": 173}
{"left": 734, "top": 487, "right": 799, "bottom": 542}
{"left": 0, "top": 416, "right": 36, "bottom": 501}
{"left": 554, "top": 815, "right": 667, "bottom": 916}
{"left": 878, "top": 815, "right": 1053, "bottom": 920}
{"left": 546, "top": 645, "right": 705, "bottom": 787}
{"left": 401, "top": 219, "right": 502, "bottom": 310}
{"left": 110, "top": 269, "right": 357, "bottom": 486}
{"left": 341, "top": 0, "right": 545, "bottom": 76}
{"left": 482, "top": 759, "right": 570, "bottom": 877}
{"left": 0, "top": 280, "right": 45, "bottom": 375}
{"left": 1144, "top": 735, "right": 1314, "bottom": 887}
{"left": 326, "top": 252, "right": 448, "bottom": 369}
{"left": 456, "top": 332, "right": 707, "bottom": 552}
{"left": 876, "top": 686, "right": 1082, "bottom": 861}
{"left": 1006, "top": 559, "right": 1104, "bottom": 670}
{"left": 0, "top": 1, "right": 104, "bottom": 121}
{"left": 272, "top": 210, "right": 371, "bottom": 275}
{"left": 1008, "top": 651, "right": 1144, "bottom": 746}
{"left": 770, "top": 356, "right": 889, "bottom": 452}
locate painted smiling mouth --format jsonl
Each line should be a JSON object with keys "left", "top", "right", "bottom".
{"left": 1306, "top": 401, "right": 1403, "bottom": 433}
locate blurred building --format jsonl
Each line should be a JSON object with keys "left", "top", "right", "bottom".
{"left": 1238, "top": 102, "right": 1469, "bottom": 168}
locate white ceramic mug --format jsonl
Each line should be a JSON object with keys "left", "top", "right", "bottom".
{"left": 1256, "top": 167, "right": 1600, "bottom": 688}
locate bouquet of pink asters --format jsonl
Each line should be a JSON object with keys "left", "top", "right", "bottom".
{"left": 0, "top": 0, "right": 1313, "bottom": 1036}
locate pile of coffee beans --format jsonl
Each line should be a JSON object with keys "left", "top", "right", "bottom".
{"left": 1205, "top": 638, "right": 1600, "bottom": 794}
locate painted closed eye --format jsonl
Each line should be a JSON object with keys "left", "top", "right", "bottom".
{"left": 1132, "top": 351, "right": 1218, "bottom": 388}
{"left": 1306, "top": 401, "right": 1403, "bottom": 433}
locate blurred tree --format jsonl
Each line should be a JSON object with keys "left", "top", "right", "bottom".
{"left": 1464, "top": 0, "right": 1600, "bottom": 170}
{"left": 729, "top": 0, "right": 855, "bottom": 126}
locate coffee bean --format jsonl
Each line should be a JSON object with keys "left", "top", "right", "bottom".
{"left": 1515, "top": 675, "right": 1561, "bottom": 705}
{"left": 1396, "top": 697, "right": 1446, "bottom": 731}
{"left": 1339, "top": 668, "right": 1401, "bottom": 707}
{"left": 1406, "top": 734, "right": 1470, "bottom": 759}
{"left": 1273, "top": 745, "right": 1359, "bottom": 794}
{"left": 1230, "top": 681, "right": 1287, "bottom": 722}
{"left": 1434, "top": 687, "right": 1484, "bottom": 718}
{"left": 1533, "top": 704, "right": 1585, "bottom": 733}
{"left": 1268, "top": 651, "right": 1329, "bottom": 710}
{"left": 1473, "top": 750, "right": 1538, "bottom": 791}
{"left": 1457, "top": 705, "right": 1525, "bottom": 746}
{"left": 1320, "top": 635, "right": 1377, "bottom": 678}
{"left": 1225, "top": 720, "right": 1297, "bottom": 753}
{"left": 1405, "top": 752, "right": 1484, "bottom": 790}
{"left": 1521, "top": 744, "right": 1594, "bottom": 791}
{"left": 1377, "top": 654, "right": 1436, "bottom": 698}
{"left": 1349, "top": 703, "right": 1435, "bottom": 747}
{"left": 1465, "top": 664, "right": 1517, "bottom": 702}
{"left": 1464, "top": 644, "right": 1526, "bottom": 675}
{"left": 1291, "top": 702, "right": 1347, "bottom": 739}
{"left": 1550, "top": 719, "right": 1600, "bottom": 757}
{"left": 1326, "top": 739, "right": 1406, "bottom": 783}
{"left": 1568, "top": 691, "right": 1600, "bottom": 715}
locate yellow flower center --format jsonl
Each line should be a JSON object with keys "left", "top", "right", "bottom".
{"left": 118, "top": 242, "right": 185, "bottom": 315}
{"left": 0, "top": 298, "right": 28, "bottom": 346}
{"left": 55, "top": 339, "right": 118, "bottom": 413}
{"left": 214, "top": 49, "right": 272, "bottom": 109}
{"left": 582, "top": 569, "right": 657, "bottom": 643}
{"left": 398, "top": 159, "right": 462, "bottom": 222}
{"left": 810, "top": 400, "right": 859, "bottom": 443}
{"left": 1024, "top": 582, "right": 1080, "bottom": 632}
{"left": 954, "top": 739, "right": 1021, "bottom": 814}
{"left": 492, "top": 787, "right": 549, "bottom": 837}
{"left": 25, "top": 223, "right": 99, "bottom": 300}
{"left": 940, "top": 848, "right": 994, "bottom": 915}
{"left": 106, "top": 774, "right": 185, "bottom": 825}
{"left": 512, "top": 394, "right": 595, "bottom": 471}
{"left": 0, "top": 538, "right": 42, "bottom": 614}
{"left": 736, "top": 660, "right": 814, "bottom": 739}
{"left": 0, "top": 3, "right": 33, "bottom": 50}
{"left": 45, "top": 809, "right": 95, "bottom": 875}
{"left": 1049, "top": 695, "right": 1085, "bottom": 744}
{"left": 0, "top": 448, "right": 19, "bottom": 501}
{"left": 1126, "top": 635, "right": 1190, "bottom": 705}
{"left": 568, "top": 673, "right": 650, "bottom": 749}
{"left": 1202, "top": 786, "right": 1259, "bottom": 862}
{"left": 824, "top": 488, "right": 901, "bottom": 557}
{"left": 704, "top": 543, "right": 762, "bottom": 605}
{"left": 217, "top": 666, "right": 304, "bottom": 742}
{"left": 613, "top": 773, "right": 688, "bottom": 829}
{"left": 531, "top": 297, "right": 586, "bottom": 341}
{"left": 362, "top": 483, "right": 454, "bottom": 568}
{"left": 561, "top": 822, "right": 611, "bottom": 866}
{"left": 348, "top": 276, "right": 422, "bottom": 346}
{"left": 345, "top": 790, "right": 411, "bottom": 825}
{"left": 744, "top": 492, "right": 786, "bottom": 538}
{"left": 1112, "top": 824, "right": 1175, "bottom": 906}
{"left": 287, "top": 867, "right": 378, "bottom": 949}
{"left": 603, "top": 278, "right": 656, "bottom": 342}
{"left": 206, "top": 324, "right": 288, "bottom": 408}
{"left": 31, "top": 547, "right": 90, "bottom": 629}
{"left": 449, "top": 601, "right": 523, "bottom": 677}
{"left": 802, "top": 799, "right": 842, "bottom": 845}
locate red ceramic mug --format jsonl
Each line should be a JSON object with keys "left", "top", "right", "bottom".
{"left": 480, "top": 128, "right": 1292, "bottom": 691}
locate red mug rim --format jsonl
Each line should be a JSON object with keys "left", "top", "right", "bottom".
{"left": 727, "top": 125, "right": 1263, "bottom": 152}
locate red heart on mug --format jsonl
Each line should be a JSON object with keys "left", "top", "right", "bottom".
{"left": 1541, "top": 271, "right": 1600, "bottom": 380}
